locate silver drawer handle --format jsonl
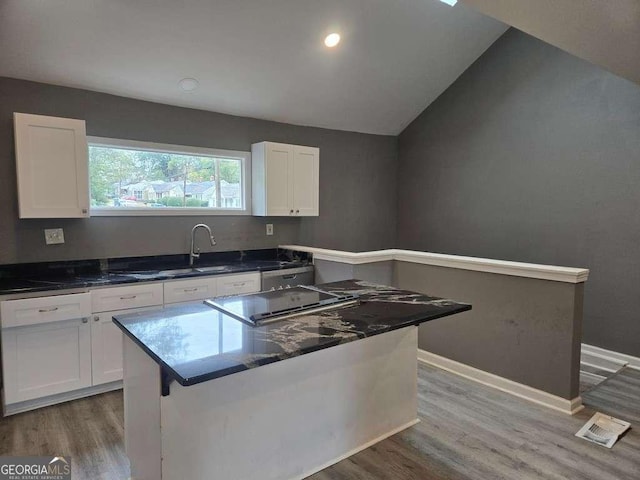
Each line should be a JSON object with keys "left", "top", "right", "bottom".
{"left": 38, "top": 307, "right": 59, "bottom": 313}
{"left": 120, "top": 295, "right": 137, "bottom": 300}
{"left": 233, "top": 282, "right": 246, "bottom": 287}
{"left": 94, "top": 316, "right": 100, "bottom": 322}
{"left": 82, "top": 317, "right": 89, "bottom": 324}
{"left": 183, "top": 288, "right": 198, "bottom": 292}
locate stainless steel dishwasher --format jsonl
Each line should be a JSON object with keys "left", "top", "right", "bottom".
{"left": 261, "top": 265, "right": 314, "bottom": 290}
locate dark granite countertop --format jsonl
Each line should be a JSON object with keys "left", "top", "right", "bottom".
{"left": 0, "top": 249, "right": 310, "bottom": 296}
{"left": 113, "top": 280, "right": 471, "bottom": 389}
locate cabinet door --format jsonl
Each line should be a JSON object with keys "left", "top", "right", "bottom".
{"left": 265, "top": 142, "right": 294, "bottom": 215}
{"left": 91, "top": 306, "right": 160, "bottom": 385}
{"left": 2, "top": 319, "right": 92, "bottom": 404}
{"left": 292, "top": 146, "right": 319, "bottom": 216}
{"left": 14, "top": 113, "right": 89, "bottom": 218}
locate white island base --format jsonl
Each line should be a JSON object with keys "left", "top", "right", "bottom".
{"left": 123, "top": 326, "right": 419, "bottom": 480}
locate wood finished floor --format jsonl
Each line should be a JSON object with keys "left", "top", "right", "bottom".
{"left": 1, "top": 364, "right": 638, "bottom": 480}
{"left": 0, "top": 388, "right": 127, "bottom": 479}
{"left": 578, "top": 354, "right": 626, "bottom": 395}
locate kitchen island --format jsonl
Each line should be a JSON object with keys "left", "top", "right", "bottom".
{"left": 114, "top": 280, "right": 471, "bottom": 480}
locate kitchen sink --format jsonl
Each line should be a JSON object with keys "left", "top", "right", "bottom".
{"left": 159, "top": 266, "right": 230, "bottom": 275}
{"left": 159, "top": 268, "right": 198, "bottom": 275}
{"left": 112, "top": 266, "right": 231, "bottom": 277}
{"left": 111, "top": 270, "right": 161, "bottom": 279}
{"left": 194, "top": 266, "right": 229, "bottom": 273}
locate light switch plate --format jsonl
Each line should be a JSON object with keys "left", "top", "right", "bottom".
{"left": 266, "top": 224, "right": 274, "bottom": 236}
{"left": 44, "top": 228, "right": 65, "bottom": 245}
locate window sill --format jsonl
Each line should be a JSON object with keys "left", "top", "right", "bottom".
{"left": 90, "top": 208, "right": 251, "bottom": 217}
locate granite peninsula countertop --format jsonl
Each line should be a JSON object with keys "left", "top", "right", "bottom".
{"left": 113, "top": 279, "right": 471, "bottom": 389}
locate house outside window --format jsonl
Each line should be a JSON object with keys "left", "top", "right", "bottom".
{"left": 88, "top": 138, "right": 251, "bottom": 216}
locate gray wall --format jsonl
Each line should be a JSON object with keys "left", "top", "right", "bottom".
{"left": 315, "top": 256, "right": 582, "bottom": 399}
{"left": 314, "top": 259, "right": 394, "bottom": 286}
{"left": 298, "top": 135, "right": 398, "bottom": 252}
{"left": 395, "top": 262, "right": 583, "bottom": 399}
{"left": 0, "top": 77, "right": 397, "bottom": 264}
{"left": 397, "top": 29, "right": 640, "bottom": 357}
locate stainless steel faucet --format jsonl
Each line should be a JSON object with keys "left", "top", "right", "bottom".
{"left": 190, "top": 224, "right": 216, "bottom": 266}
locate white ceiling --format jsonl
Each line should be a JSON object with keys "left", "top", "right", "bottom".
{"left": 0, "top": 0, "right": 506, "bottom": 135}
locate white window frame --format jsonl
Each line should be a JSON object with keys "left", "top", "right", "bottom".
{"left": 87, "top": 137, "right": 251, "bottom": 216}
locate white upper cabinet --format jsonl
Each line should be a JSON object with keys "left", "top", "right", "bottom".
{"left": 14, "top": 112, "right": 90, "bottom": 218}
{"left": 291, "top": 145, "right": 320, "bottom": 216}
{"left": 252, "top": 141, "right": 319, "bottom": 216}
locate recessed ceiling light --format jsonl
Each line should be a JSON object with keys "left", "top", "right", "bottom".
{"left": 178, "top": 78, "right": 199, "bottom": 92}
{"left": 324, "top": 33, "right": 341, "bottom": 48}
{"left": 439, "top": 0, "right": 457, "bottom": 5}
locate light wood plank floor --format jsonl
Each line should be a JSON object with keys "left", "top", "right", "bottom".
{"left": 1, "top": 364, "right": 638, "bottom": 480}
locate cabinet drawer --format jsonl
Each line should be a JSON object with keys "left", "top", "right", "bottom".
{"left": 1, "top": 293, "right": 91, "bottom": 328}
{"left": 216, "top": 272, "right": 261, "bottom": 297}
{"left": 91, "top": 283, "right": 163, "bottom": 312}
{"left": 164, "top": 277, "right": 218, "bottom": 305}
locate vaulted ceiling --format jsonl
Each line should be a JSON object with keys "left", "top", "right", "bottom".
{"left": 461, "top": 0, "right": 640, "bottom": 86}
{"left": 0, "top": 0, "right": 507, "bottom": 135}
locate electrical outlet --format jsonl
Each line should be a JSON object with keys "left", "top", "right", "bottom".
{"left": 44, "top": 228, "right": 65, "bottom": 245}
{"left": 266, "top": 224, "right": 274, "bottom": 236}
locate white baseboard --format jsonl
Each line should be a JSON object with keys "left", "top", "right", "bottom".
{"left": 292, "top": 418, "right": 420, "bottom": 480}
{"left": 582, "top": 343, "right": 640, "bottom": 371}
{"left": 579, "top": 370, "right": 607, "bottom": 381}
{"left": 3, "top": 381, "right": 123, "bottom": 416}
{"left": 580, "top": 358, "right": 623, "bottom": 374}
{"left": 417, "top": 350, "right": 583, "bottom": 415}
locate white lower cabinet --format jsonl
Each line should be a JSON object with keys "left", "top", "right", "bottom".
{"left": 3, "top": 319, "right": 92, "bottom": 405}
{"left": 91, "top": 307, "right": 161, "bottom": 385}
{"left": 91, "top": 283, "right": 163, "bottom": 313}
{"left": 90, "top": 312, "right": 125, "bottom": 386}
{"left": 164, "top": 276, "right": 218, "bottom": 305}
{"left": 216, "top": 272, "right": 261, "bottom": 297}
{"left": 1, "top": 293, "right": 92, "bottom": 406}
{"left": 90, "top": 286, "right": 164, "bottom": 386}
{"left": 0, "top": 271, "right": 262, "bottom": 415}
{"left": 164, "top": 272, "right": 260, "bottom": 305}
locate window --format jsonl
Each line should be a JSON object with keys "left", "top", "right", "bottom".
{"left": 87, "top": 137, "right": 251, "bottom": 215}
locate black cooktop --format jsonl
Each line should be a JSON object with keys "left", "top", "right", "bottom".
{"left": 204, "top": 286, "right": 359, "bottom": 326}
